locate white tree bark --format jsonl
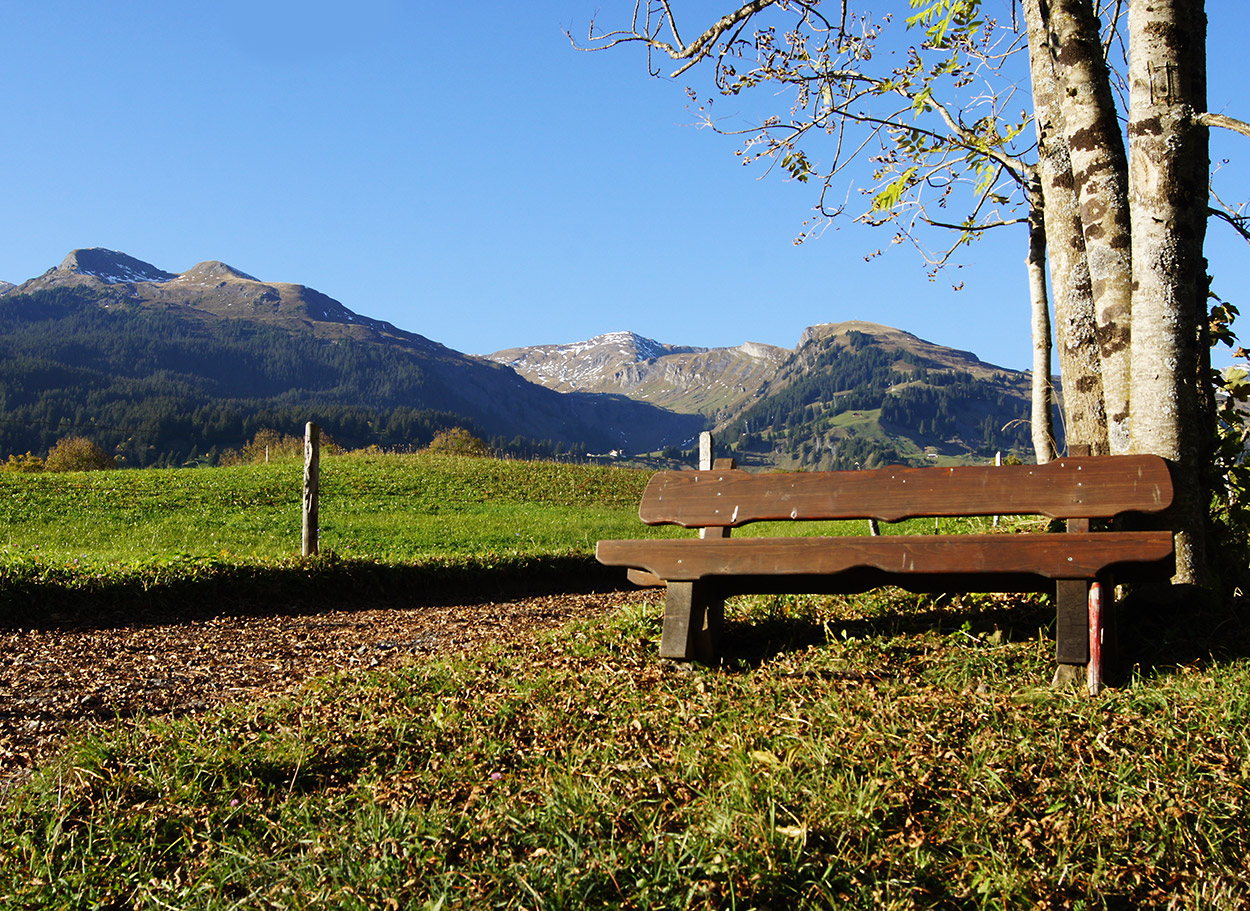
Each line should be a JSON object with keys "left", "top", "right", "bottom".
{"left": 1127, "top": 0, "right": 1210, "bottom": 583}
{"left": 1043, "top": 0, "right": 1134, "bottom": 454}
{"left": 1023, "top": 0, "right": 1109, "bottom": 455}
{"left": 1026, "top": 194, "right": 1058, "bottom": 464}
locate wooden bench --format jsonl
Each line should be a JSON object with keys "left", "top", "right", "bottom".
{"left": 597, "top": 452, "right": 1175, "bottom": 689}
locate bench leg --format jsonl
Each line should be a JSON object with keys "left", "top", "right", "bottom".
{"left": 1055, "top": 577, "right": 1118, "bottom": 693}
{"left": 1055, "top": 580, "right": 1090, "bottom": 666}
{"left": 659, "top": 582, "right": 724, "bottom": 661}
{"left": 1088, "top": 582, "right": 1104, "bottom": 696}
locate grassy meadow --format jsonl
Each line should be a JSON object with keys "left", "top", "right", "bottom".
{"left": 2, "top": 453, "right": 1249, "bottom": 908}
{"left": 0, "top": 451, "right": 659, "bottom": 567}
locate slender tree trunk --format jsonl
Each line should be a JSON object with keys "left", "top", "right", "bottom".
{"left": 1042, "top": 0, "right": 1134, "bottom": 453}
{"left": 1127, "top": 0, "right": 1210, "bottom": 584}
{"left": 1023, "top": 0, "right": 1109, "bottom": 455}
{"left": 1026, "top": 184, "right": 1058, "bottom": 464}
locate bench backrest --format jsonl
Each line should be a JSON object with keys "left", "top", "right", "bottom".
{"left": 638, "top": 455, "right": 1173, "bottom": 527}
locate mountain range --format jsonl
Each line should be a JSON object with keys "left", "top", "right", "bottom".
{"left": 0, "top": 248, "right": 1045, "bottom": 468}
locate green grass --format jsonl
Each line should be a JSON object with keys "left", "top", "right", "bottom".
{"left": 0, "top": 453, "right": 999, "bottom": 612}
{"left": 3, "top": 593, "right": 1249, "bottom": 909}
{"left": 0, "top": 453, "right": 683, "bottom": 624}
{"left": 4, "top": 454, "right": 1248, "bottom": 907}
{"left": 0, "top": 452, "right": 659, "bottom": 565}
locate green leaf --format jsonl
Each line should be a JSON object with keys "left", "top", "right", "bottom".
{"left": 872, "top": 167, "right": 918, "bottom": 212}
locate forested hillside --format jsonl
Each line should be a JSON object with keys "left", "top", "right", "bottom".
{"left": 720, "top": 328, "right": 1044, "bottom": 469}
{"left": 0, "top": 287, "right": 699, "bottom": 465}
{"left": 0, "top": 251, "right": 1051, "bottom": 471}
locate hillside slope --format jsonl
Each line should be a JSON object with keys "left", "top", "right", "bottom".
{"left": 498, "top": 321, "right": 1049, "bottom": 468}
{"left": 722, "top": 322, "right": 1045, "bottom": 468}
{"left": 1, "top": 249, "right": 1048, "bottom": 470}
{"left": 0, "top": 250, "right": 702, "bottom": 464}
{"left": 489, "top": 332, "right": 787, "bottom": 421}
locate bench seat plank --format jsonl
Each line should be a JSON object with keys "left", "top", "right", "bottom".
{"left": 639, "top": 455, "right": 1173, "bottom": 527}
{"left": 597, "top": 531, "right": 1175, "bottom": 583}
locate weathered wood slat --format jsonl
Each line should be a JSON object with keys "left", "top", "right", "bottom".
{"left": 637, "top": 455, "right": 1173, "bottom": 527}
{"left": 597, "top": 532, "right": 1175, "bottom": 582}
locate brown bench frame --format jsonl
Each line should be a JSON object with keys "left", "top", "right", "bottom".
{"left": 597, "top": 447, "right": 1175, "bottom": 689}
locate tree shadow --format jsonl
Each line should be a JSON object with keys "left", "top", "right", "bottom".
{"left": 1112, "top": 585, "right": 1250, "bottom": 681}
{"left": 0, "top": 555, "right": 630, "bottom": 632}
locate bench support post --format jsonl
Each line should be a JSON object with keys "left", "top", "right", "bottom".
{"left": 659, "top": 582, "right": 724, "bottom": 662}
{"left": 1055, "top": 573, "right": 1119, "bottom": 691}
{"left": 1056, "top": 481, "right": 1092, "bottom": 669}
{"left": 1055, "top": 580, "right": 1090, "bottom": 665}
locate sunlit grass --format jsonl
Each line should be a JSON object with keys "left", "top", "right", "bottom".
{"left": 0, "top": 452, "right": 663, "bottom": 567}
{"left": 4, "top": 453, "right": 1248, "bottom": 906}
{"left": 0, "top": 454, "right": 1021, "bottom": 580}
{"left": 3, "top": 594, "right": 1247, "bottom": 908}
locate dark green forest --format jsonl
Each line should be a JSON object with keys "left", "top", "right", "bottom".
{"left": 721, "top": 331, "right": 1040, "bottom": 469}
{"left": 0, "top": 288, "right": 580, "bottom": 466}
{"left": 0, "top": 290, "right": 1046, "bottom": 471}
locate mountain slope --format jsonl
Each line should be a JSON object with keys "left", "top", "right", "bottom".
{"left": 1, "top": 249, "right": 1046, "bottom": 470}
{"left": 497, "top": 320, "right": 1049, "bottom": 468}
{"left": 15, "top": 249, "right": 445, "bottom": 350}
{"left": 0, "top": 250, "right": 703, "bottom": 464}
{"left": 722, "top": 321, "right": 1044, "bottom": 468}
{"left": 489, "top": 331, "right": 788, "bottom": 421}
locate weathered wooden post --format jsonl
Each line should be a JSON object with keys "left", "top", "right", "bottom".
{"left": 993, "top": 451, "right": 1003, "bottom": 528}
{"left": 667, "top": 430, "right": 731, "bottom": 661}
{"left": 302, "top": 421, "right": 320, "bottom": 557}
{"left": 698, "top": 430, "right": 714, "bottom": 473}
{"left": 1054, "top": 444, "right": 1092, "bottom": 691}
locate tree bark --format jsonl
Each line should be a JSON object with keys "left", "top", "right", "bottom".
{"left": 1042, "top": 0, "right": 1134, "bottom": 454}
{"left": 1127, "top": 0, "right": 1211, "bottom": 584}
{"left": 1026, "top": 187, "right": 1058, "bottom": 464}
{"left": 1023, "top": 0, "right": 1109, "bottom": 455}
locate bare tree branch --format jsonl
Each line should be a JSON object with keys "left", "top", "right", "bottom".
{"left": 1209, "top": 207, "right": 1250, "bottom": 245}
{"left": 926, "top": 216, "right": 1028, "bottom": 231}
{"left": 1196, "top": 112, "right": 1250, "bottom": 140}
{"left": 568, "top": 0, "right": 784, "bottom": 77}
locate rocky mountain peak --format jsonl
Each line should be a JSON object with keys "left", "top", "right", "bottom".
{"left": 173, "top": 261, "right": 261, "bottom": 284}
{"left": 574, "top": 331, "right": 699, "bottom": 362}
{"left": 488, "top": 331, "right": 786, "bottom": 419}
{"left": 58, "top": 248, "right": 176, "bottom": 285}
{"left": 738, "top": 341, "right": 784, "bottom": 360}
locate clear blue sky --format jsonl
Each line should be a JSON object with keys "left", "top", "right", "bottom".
{"left": 1, "top": 1, "right": 1246, "bottom": 371}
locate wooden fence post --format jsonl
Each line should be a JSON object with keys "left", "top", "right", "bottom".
{"left": 303, "top": 421, "right": 320, "bottom": 557}
{"left": 993, "top": 451, "right": 1003, "bottom": 528}
{"left": 698, "top": 430, "right": 713, "bottom": 472}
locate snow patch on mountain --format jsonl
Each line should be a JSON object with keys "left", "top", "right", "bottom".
{"left": 59, "top": 248, "right": 176, "bottom": 285}
{"left": 489, "top": 331, "right": 700, "bottom": 390}
{"left": 544, "top": 331, "right": 673, "bottom": 362}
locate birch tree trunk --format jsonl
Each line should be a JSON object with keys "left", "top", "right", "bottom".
{"left": 1023, "top": 0, "right": 1109, "bottom": 455}
{"left": 1043, "top": 0, "right": 1135, "bottom": 454}
{"left": 1127, "top": 0, "right": 1211, "bottom": 584}
{"left": 1025, "top": 188, "right": 1058, "bottom": 464}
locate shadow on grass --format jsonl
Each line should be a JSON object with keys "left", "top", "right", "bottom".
{"left": 715, "top": 588, "right": 1250, "bottom": 679}
{"left": 1114, "top": 585, "right": 1250, "bottom": 679}
{"left": 0, "top": 553, "right": 630, "bottom": 632}
{"left": 717, "top": 592, "right": 1056, "bottom": 668}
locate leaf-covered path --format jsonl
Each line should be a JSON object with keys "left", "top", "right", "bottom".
{"left": 1, "top": 588, "right": 652, "bottom": 800}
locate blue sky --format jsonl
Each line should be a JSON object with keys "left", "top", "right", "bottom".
{"left": 1, "top": 1, "right": 1246, "bottom": 372}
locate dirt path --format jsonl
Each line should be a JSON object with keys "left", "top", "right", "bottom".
{"left": 0, "top": 588, "right": 655, "bottom": 800}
